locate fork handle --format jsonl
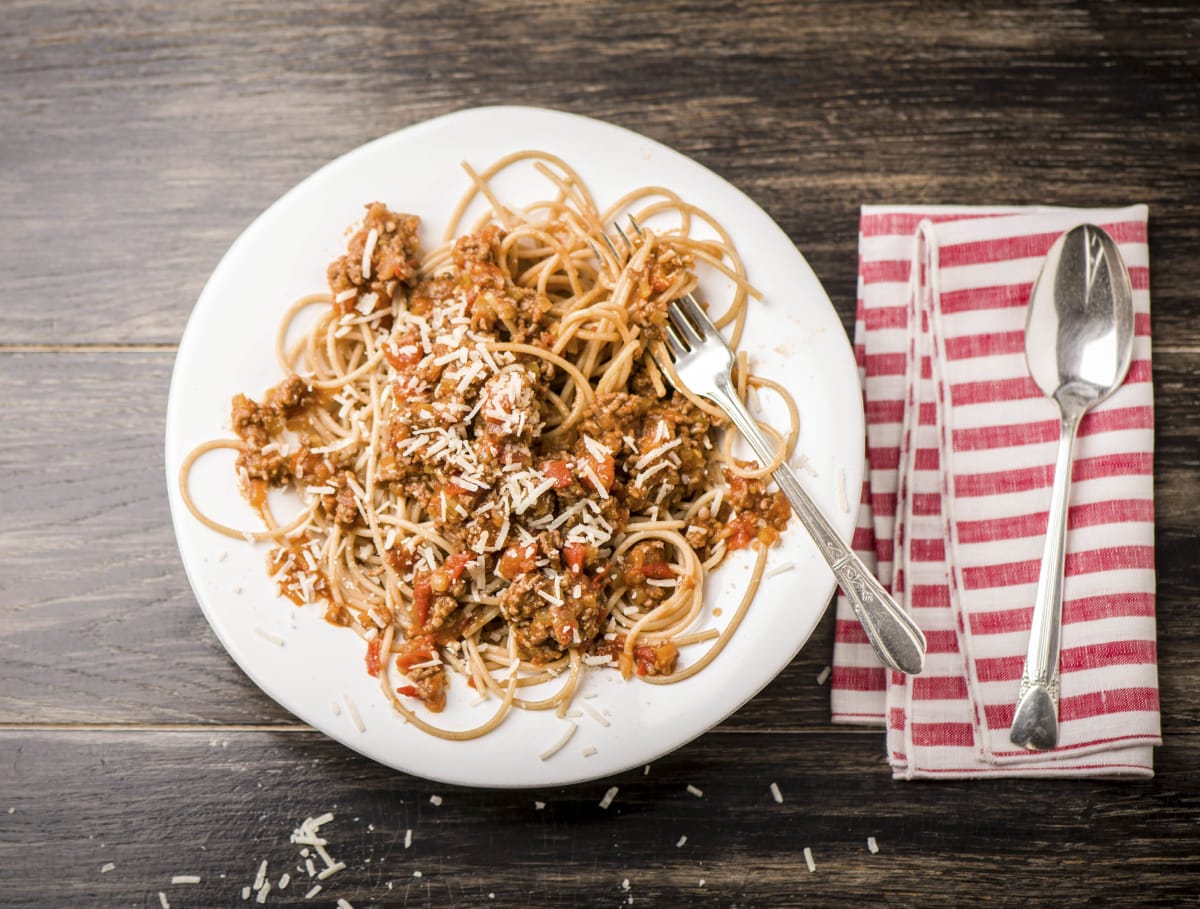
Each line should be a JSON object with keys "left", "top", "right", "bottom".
{"left": 708, "top": 378, "right": 926, "bottom": 675}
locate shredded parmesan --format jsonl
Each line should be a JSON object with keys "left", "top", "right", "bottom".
{"left": 171, "top": 875, "right": 201, "bottom": 884}
{"left": 686, "top": 784, "right": 704, "bottom": 798}
{"left": 804, "top": 846, "right": 816, "bottom": 872}
{"left": 255, "top": 627, "right": 285, "bottom": 647}
{"left": 769, "top": 782, "right": 783, "bottom": 804}
{"left": 100, "top": 863, "right": 115, "bottom": 873}
{"left": 361, "top": 227, "right": 378, "bottom": 279}
{"left": 816, "top": 665, "right": 832, "bottom": 686}
{"left": 539, "top": 721, "right": 578, "bottom": 760}
{"left": 580, "top": 700, "right": 609, "bottom": 727}
{"left": 676, "top": 835, "right": 688, "bottom": 847}
{"left": 764, "top": 561, "right": 795, "bottom": 579}
{"left": 429, "top": 794, "right": 443, "bottom": 806}
{"left": 343, "top": 694, "right": 365, "bottom": 732}
{"left": 867, "top": 836, "right": 879, "bottom": 854}
{"left": 158, "top": 893, "right": 170, "bottom": 909}
{"left": 599, "top": 786, "right": 619, "bottom": 809}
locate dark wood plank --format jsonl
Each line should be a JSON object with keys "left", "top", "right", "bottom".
{"left": 1, "top": 728, "right": 1195, "bottom": 908}
{"left": 2, "top": 347, "right": 1198, "bottom": 730}
{"left": 1, "top": 0, "right": 1197, "bottom": 344}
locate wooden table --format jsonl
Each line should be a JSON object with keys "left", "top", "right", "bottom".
{"left": 3, "top": 2, "right": 1197, "bottom": 906}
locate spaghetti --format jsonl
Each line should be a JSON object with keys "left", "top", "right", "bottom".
{"left": 180, "top": 151, "right": 797, "bottom": 740}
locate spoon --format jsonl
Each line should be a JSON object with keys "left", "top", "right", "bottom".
{"left": 1009, "top": 224, "right": 1135, "bottom": 751}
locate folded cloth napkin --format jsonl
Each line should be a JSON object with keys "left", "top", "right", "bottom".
{"left": 830, "top": 205, "right": 1160, "bottom": 779}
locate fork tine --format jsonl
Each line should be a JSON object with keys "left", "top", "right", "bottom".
{"left": 677, "top": 293, "right": 718, "bottom": 336}
{"left": 600, "top": 232, "right": 623, "bottom": 266}
{"left": 627, "top": 214, "right": 643, "bottom": 237}
{"left": 667, "top": 299, "right": 705, "bottom": 346}
{"left": 663, "top": 320, "right": 689, "bottom": 359}
{"left": 613, "top": 220, "right": 633, "bottom": 258}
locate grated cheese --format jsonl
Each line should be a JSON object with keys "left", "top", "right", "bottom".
{"left": 677, "top": 835, "right": 687, "bottom": 847}
{"left": 343, "top": 694, "right": 365, "bottom": 732}
{"left": 429, "top": 794, "right": 443, "bottom": 806}
{"left": 158, "top": 893, "right": 170, "bottom": 909}
{"left": 764, "top": 561, "right": 795, "bottom": 579}
{"left": 580, "top": 700, "right": 609, "bottom": 727}
{"left": 538, "top": 721, "right": 578, "bottom": 760}
{"left": 255, "top": 627, "right": 285, "bottom": 647}
{"left": 804, "top": 847, "right": 816, "bottom": 872}
{"left": 686, "top": 784, "right": 704, "bottom": 798}
{"left": 171, "top": 875, "right": 201, "bottom": 884}
{"left": 100, "top": 863, "right": 115, "bottom": 873}
{"left": 867, "top": 836, "right": 879, "bottom": 854}
{"left": 770, "top": 782, "right": 783, "bottom": 804}
{"left": 361, "top": 227, "right": 378, "bottom": 280}
{"left": 816, "top": 665, "right": 832, "bottom": 686}
{"left": 599, "top": 786, "right": 619, "bottom": 809}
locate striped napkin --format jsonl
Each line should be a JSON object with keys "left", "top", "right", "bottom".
{"left": 830, "top": 205, "right": 1160, "bottom": 779}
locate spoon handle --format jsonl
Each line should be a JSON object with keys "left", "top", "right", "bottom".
{"left": 1010, "top": 406, "right": 1082, "bottom": 751}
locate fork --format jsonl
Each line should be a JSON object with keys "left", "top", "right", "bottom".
{"left": 659, "top": 293, "right": 927, "bottom": 676}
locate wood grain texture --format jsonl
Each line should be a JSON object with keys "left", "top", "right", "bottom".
{"left": 1, "top": 0, "right": 1197, "bottom": 345}
{"left": 2, "top": 728, "right": 1198, "bottom": 908}
{"left": 3, "top": 0, "right": 1199, "bottom": 905}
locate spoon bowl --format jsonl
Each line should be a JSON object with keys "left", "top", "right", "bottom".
{"left": 1009, "top": 224, "right": 1135, "bottom": 751}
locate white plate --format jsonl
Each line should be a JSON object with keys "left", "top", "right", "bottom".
{"left": 165, "top": 106, "right": 863, "bottom": 788}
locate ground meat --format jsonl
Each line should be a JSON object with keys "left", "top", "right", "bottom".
{"left": 717, "top": 468, "right": 792, "bottom": 551}
{"left": 627, "top": 247, "right": 691, "bottom": 331}
{"left": 497, "top": 572, "right": 561, "bottom": 663}
{"left": 474, "top": 365, "right": 541, "bottom": 448}
{"left": 496, "top": 569, "right": 606, "bottom": 663}
{"left": 327, "top": 203, "right": 421, "bottom": 315}
{"left": 576, "top": 392, "right": 653, "bottom": 453}
{"left": 619, "top": 540, "right": 675, "bottom": 609}
{"left": 394, "top": 635, "right": 447, "bottom": 713}
{"left": 453, "top": 225, "right": 551, "bottom": 342}
{"left": 230, "top": 375, "right": 317, "bottom": 483}
{"left": 325, "top": 470, "right": 359, "bottom": 527}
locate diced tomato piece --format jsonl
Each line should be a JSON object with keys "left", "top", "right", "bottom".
{"left": 640, "top": 561, "right": 675, "bottom": 579}
{"left": 396, "top": 685, "right": 419, "bottom": 698}
{"left": 496, "top": 541, "right": 539, "bottom": 580}
{"left": 443, "top": 550, "right": 473, "bottom": 582}
{"left": 541, "top": 459, "right": 573, "bottom": 489}
{"left": 634, "top": 640, "right": 680, "bottom": 677}
{"left": 583, "top": 453, "right": 615, "bottom": 491}
{"left": 385, "top": 342, "right": 421, "bottom": 372}
{"left": 412, "top": 575, "right": 432, "bottom": 630}
{"left": 725, "top": 512, "right": 758, "bottom": 551}
{"left": 562, "top": 542, "right": 587, "bottom": 574}
{"left": 365, "top": 637, "right": 382, "bottom": 677}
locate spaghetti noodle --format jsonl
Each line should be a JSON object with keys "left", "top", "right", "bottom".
{"left": 180, "top": 151, "right": 797, "bottom": 740}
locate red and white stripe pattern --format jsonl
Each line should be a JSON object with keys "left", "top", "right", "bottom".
{"left": 830, "top": 206, "right": 1160, "bottom": 778}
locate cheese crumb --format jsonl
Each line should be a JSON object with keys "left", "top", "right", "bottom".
{"left": 100, "top": 863, "right": 116, "bottom": 873}
{"left": 429, "top": 794, "right": 443, "bottom": 806}
{"left": 867, "top": 836, "right": 879, "bottom": 854}
{"left": 770, "top": 782, "right": 784, "bottom": 803}
{"left": 171, "top": 875, "right": 201, "bottom": 884}
{"left": 676, "top": 835, "right": 687, "bottom": 848}
{"left": 804, "top": 846, "right": 816, "bottom": 872}
{"left": 686, "top": 784, "right": 704, "bottom": 798}
{"left": 599, "top": 786, "right": 619, "bottom": 809}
